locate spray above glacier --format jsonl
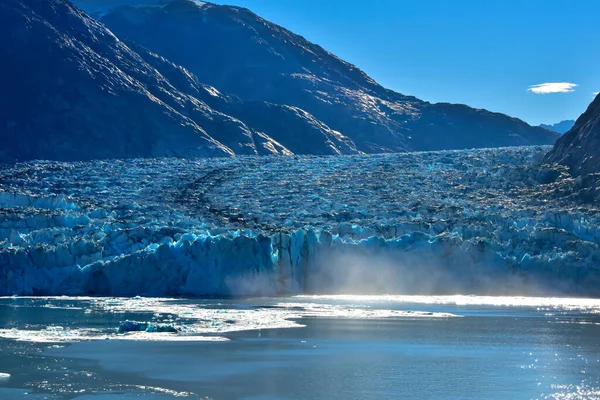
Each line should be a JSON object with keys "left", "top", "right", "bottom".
{"left": 1, "top": 146, "right": 599, "bottom": 297}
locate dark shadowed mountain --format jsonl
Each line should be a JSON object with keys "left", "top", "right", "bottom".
{"left": 539, "top": 120, "right": 575, "bottom": 134}
{"left": 0, "top": 0, "right": 362, "bottom": 162}
{"left": 78, "top": 0, "right": 559, "bottom": 153}
{"left": 545, "top": 94, "right": 600, "bottom": 176}
{"left": 0, "top": 0, "right": 232, "bottom": 160}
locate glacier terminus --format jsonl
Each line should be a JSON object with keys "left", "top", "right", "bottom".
{"left": 1, "top": 146, "right": 599, "bottom": 297}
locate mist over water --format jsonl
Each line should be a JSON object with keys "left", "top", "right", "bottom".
{"left": 303, "top": 249, "right": 569, "bottom": 297}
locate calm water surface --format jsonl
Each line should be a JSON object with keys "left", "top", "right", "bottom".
{"left": 0, "top": 296, "right": 599, "bottom": 399}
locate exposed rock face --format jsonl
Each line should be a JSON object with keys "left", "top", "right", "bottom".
{"left": 88, "top": 0, "right": 559, "bottom": 153}
{"left": 0, "top": 0, "right": 361, "bottom": 161}
{"left": 539, "top": 120, "right": 575, "bottom": 134}
{"left": 130, "top": 44, "right": 361, "bottom": 156}
{"left": 545, "top": 95, "right": 600, "bottom": 176}
{"left": 0, "top": 0, "right": 233, "bottom": 161}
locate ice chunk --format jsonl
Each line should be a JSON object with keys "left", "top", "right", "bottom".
{"left": 118, "top": 320, "right": 178, "bottom": 334}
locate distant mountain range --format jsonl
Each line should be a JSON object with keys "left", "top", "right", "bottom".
{"left": 539, "top": 120, "right": 575, "bottom": 134}
{"left": 0, "top": 0, "right": 558, "bottom": 161}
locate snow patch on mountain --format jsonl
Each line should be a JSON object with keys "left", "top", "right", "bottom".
{"left": 203, "top": 85, "right": 221, "bottom": 97}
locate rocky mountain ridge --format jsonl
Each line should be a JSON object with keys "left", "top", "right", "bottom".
{"left": 81, "top": 0, "right": 558, "bottom": 155}
{"left": 0, "top": 0, "right": 559, "bottom": 162}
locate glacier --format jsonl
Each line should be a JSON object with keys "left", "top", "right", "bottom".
{"left": 1, "top": 146, "right": 599, "bottom": 297}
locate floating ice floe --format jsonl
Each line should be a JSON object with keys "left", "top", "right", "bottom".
{"left": 0, "top": 296, "right": 458, "bottom": 343}
{"left": 118, "top": 320, "right": 179, "bottom": 334}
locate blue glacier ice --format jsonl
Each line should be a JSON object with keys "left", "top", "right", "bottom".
{"left": 118, "top": 320, "right": 179, "bottom": 334}
{"left": 1, "top": 146, "right": 599, "bottom": 296}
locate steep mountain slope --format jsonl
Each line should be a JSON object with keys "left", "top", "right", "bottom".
{"left": 0, "top": 0, "right": 360, "bottom": 162}
{"left": 545, "top": 94, "right": 600, "bottom": 176}
{"left": 130, "top": 43, "right": 361, "bottom": 155}
{"left": 539, "top": 120, "right": 575, "bottom": 134}
{"left": 84, "top": 0, "right": 560, "bottom": 153}
{"left": 0, "top": 0, "right": 233, "bottom": 161}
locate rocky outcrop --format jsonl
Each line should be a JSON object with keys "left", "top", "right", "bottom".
{"left": 545, "top": 94, "right": 600, "bottom": 176}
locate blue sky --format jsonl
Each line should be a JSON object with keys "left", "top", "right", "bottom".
{"left": 214, "top": 0, "right": 599, "bottom": 126}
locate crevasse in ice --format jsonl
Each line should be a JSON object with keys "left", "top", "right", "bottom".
{"left": 1, "top": 146, "right": 599, "bottom": 296}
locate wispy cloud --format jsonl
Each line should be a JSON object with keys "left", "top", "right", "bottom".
{"left": 527, "top": 82, "right": 577, "bottom": 94}
{"left": 594, "top": 92, "right": 599, "bottom": 96}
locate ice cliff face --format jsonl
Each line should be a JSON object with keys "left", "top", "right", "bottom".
{"left": 84, "top": 0, "right": 560, "bottom": 153}
{"left": 1, "top": 147, "right": 599, "bottom": 297}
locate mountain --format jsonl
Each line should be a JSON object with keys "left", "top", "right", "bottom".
{"left": 130, "top": 43, "right": 360, "bottom": 155}
{"left": 539, "top": 120, "right": 575, "bottom": 134}
{"left": 0, "top": 0, "right": 232, "bottom": 160}
{"left": 0, "top": 0, "right": 559, "bottom": 162}
{"left": 79, "top": 0, "right": 560, "bottom": 153}
{"left": 0, "top": 0, "right": 360, "bottom": 162}
{"left": 545, "top": 94, "right": 600, "bottom": 176}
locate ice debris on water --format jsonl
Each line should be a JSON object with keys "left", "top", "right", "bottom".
{"left": 118, "top": 320, "right": 179, "bottom": 334}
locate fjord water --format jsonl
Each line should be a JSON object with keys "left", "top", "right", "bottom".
{"left": 1, "top": 296, "right": 600, "bottom": 400}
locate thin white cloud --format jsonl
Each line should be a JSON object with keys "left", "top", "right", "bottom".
{"left": 527, "top": 82, "right": 577, "bottom": 94}
{"left": 594, "top": 92, "right": 599, "bottom": 96}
